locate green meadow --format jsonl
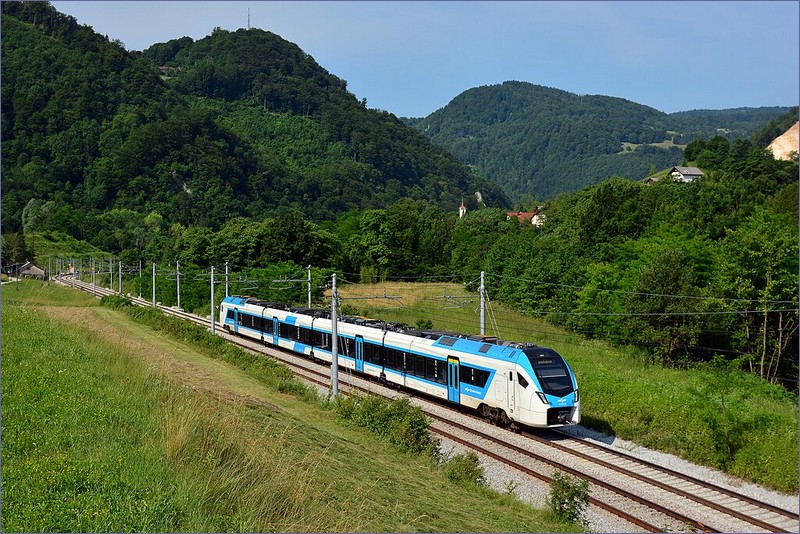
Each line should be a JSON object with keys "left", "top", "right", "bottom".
{"left": 2, "top": 280, "right": 576, "bottom": 532}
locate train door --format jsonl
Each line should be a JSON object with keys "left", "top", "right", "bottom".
{"left": 508, "top": 370, "right": 516, "bottom": 416}
{"left": 494, "top": 373, "right": 507, "bottom": 405}
{"left": 272, "top": 317, "right": 279, "bottom": 346}
{"left": 260, "top": 309, "right": 267, "bottom": 343}
{"left": 447, "top": 357, "right": 460, "bottom": 404}
{"left": 355, "top": 336, "right": 364, "bottom": 373}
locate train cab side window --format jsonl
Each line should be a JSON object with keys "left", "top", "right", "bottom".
{"left": 518, "top": 373, "right": 529, "bottom": 388}
{"left": 227, "top": 310, "right": 235, "bottom": 320}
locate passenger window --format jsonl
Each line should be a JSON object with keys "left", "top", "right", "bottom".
{"left": 415, "top": 356, "right": 425, "bottom": 377}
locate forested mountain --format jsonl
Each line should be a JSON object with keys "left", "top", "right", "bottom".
{"left": 1, "top": 2, "right": 507, "bottom": 239}
{"left": 406, "top": 81, "right": 792, "bottom": 202}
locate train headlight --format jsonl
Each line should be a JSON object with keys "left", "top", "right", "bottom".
{"left": 574, "top": 389, "right": 579, "bottom": 403}
{"left": 536, "top": 391, "right": 549, "bottom": 405}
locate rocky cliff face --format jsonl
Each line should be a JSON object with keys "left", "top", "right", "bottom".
{"left": 768, "top": 122, "right": 799, "bottom": 160}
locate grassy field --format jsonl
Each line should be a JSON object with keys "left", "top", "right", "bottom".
{"left": 337, "top": 281, "right": 799, "bottom": 494}
{"left": 2, "top": 280, "right": 577, "bottom": 532}
{"left": 619, "top": 140, "right": 687, "bottom": 154}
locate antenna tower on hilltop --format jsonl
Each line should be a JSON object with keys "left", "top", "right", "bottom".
{"left": 247, "top": 8, "right": 251, "bottom": 30}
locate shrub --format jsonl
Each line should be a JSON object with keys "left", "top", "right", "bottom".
{"left": 415, "top": 318, "right": 433, "bottom": 330}
{"left": 442, "top": 451, "right": 485, "bottom": 486}
{"left": 100, "top": 294, "right": 133, "bottom": 308}
{"left": 547, "top": 471, "right": 589, "bottom": 526}
{"left": 331, "top": 394, "right": 439, "bottom": 456}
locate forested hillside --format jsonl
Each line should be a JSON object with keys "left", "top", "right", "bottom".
{"left": 1, "top": 2, "right": 507, "bottom": 239}
{"left": 406, "top": 81, "right": 791, "bottom": 202}
{"left": 15, "top": 123, "right": 796, "bottom": 388}
{"left": 3, "top": 2, "right": 797, "bottom": 388}
{"left": 332, "top": 128, "right": 797, "bottom": 387}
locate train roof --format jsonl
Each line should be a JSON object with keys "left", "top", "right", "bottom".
{"left": 223, "top": 295, "right": 539, "bottom": 358}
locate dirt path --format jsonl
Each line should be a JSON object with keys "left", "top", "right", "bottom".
{"left": 39, "top": 305, "right": 277, "bottom": 409}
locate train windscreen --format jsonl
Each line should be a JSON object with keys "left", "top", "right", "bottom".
{"left": 523, "top": 348, "right": 574, "bottom": 397}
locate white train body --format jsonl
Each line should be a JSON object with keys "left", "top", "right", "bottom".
{"left": 219, "top": 296, "right": 580, "bottom": 428}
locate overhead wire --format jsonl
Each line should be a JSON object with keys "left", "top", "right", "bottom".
{"left": 331, "top": 276, "right": 797, "bottom": 367}
{"left": 484, "top": 272, "right": 797, "bottom": 305}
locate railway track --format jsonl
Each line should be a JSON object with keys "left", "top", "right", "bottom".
{"left": 56, "top": 276, "right": 800, "bottom": 533}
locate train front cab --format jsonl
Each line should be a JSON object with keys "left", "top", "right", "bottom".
{"left": 514, "top": 348, "right": 580, "bottom": 428}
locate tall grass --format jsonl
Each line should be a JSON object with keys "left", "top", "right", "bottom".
{"left": 331, "top": 394, "right": 440, "bottom": 456}
{"left": 155, "top": 386, "right": 359, "bottom": 532}
{"left": 2, "top": 305, "right": 183, "bottom": 531}
{"left": 1, "top": 304, "right": 357, "bottom": 531}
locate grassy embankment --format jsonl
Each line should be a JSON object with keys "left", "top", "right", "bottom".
{"left": 2, "top": 280, "right": 576, "bottom": 532}
{"left": 337, "top": 281, "right": 799, "bottom": 494}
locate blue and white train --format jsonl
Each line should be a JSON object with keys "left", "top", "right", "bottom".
{"left": 219, "top": 295, "right": 580, "bottom": 429}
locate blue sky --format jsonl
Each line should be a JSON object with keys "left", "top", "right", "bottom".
{"left": 51, "top": 1, "right": 799, "bottom": 118}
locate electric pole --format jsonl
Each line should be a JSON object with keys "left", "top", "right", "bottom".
{"left": 307, "top": 264, "right": 312, "bottom": 308}
{"left": 152, "top": 262, "right": 156, "bottom": 307}
{"left": 211, "top": 266, "right": 216, "bottom": 335}
{"left": 330, "top": 273, "right": 339, "bottom": 398}
{"left": 480, "top": 271, "right": 485, "bottom": 335}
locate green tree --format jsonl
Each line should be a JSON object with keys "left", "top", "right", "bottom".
{"left": 622, "top": 247, "right": 703, "bottom": 365}
{"left": 2, "top": 232, "right": 33, "bottom": 266}
{"left": 715, "top": 209, "right": 799, "bottom": 381}
{"left": 21, "top": 198, "right": 56, "bottom": 233}
{"left": 344, "top": 210, "right": 390, "bottom": 280}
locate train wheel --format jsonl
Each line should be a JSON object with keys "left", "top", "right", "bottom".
{"left": 499, "top": 410, "right": 511, "bottom": 427}
{"left": 478, "top": 404, "right": 491, "bottom": 420}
